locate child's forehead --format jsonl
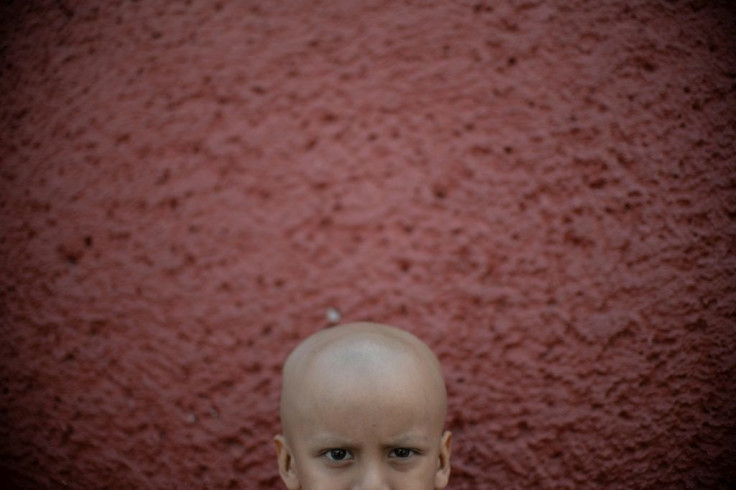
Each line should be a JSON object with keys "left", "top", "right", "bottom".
{"left": 285, "top": 330, "right": 441, "bottom": 397}
{"left": 286, "top": 340, "right": 428, "bottom": 401}
{"left": 290, "top": 374, "right": 442, "bottom": 444}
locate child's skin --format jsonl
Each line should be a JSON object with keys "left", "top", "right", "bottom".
{"left": 275, "top": 322, "right": 451, "bottom": 490}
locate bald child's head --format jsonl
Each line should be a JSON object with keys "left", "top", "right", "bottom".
{"left": 275, "top": 322, "right": 451, "bottom": 490}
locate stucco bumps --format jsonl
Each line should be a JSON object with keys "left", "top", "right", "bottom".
{"left": 1, "top": 1, "right": 734, "bottom": 488}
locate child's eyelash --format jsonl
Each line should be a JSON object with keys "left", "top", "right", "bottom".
{"left": 320, "top": 447, "right": 423, "bottom": 461}
{"left": 389, "top": 447, "right": 421, "bottom": 458}
{"left": 323, "top": 448, "right": 352, "bottom": 462}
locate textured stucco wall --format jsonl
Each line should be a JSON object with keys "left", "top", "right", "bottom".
{"left": 1, "top": 1, "right": 735, "bottom": 488}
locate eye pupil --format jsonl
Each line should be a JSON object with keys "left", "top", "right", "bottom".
{"left": 394, "top": 448, "right": 411, "bottom": 458}
{"left": 329, "top": 449, "right": 347, "bottom": 460}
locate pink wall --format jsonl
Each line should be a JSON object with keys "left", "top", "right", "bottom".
{"left": 1, "top": 1, "right": 735, "bottom": 488}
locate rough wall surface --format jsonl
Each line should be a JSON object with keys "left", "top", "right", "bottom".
{"left": 1, "top": 0, "right": 735, "bottom": 488}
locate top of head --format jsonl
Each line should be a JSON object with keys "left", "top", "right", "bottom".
{"left": 279, "top": 322, "right": 447, "bottom": 440}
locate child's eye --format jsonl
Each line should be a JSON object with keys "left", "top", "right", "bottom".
{"left": 389, "top": 448, "right": 415, "bottom": 459}
{"left": 324, "top": 448, "right": 352, "bottom": 462}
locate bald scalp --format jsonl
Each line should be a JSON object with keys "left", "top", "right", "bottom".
{"left": 279, "top": 322, "right": 447, "bottom": 440}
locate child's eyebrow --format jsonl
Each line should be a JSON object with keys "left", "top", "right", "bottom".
{"left": 385, "top": 431, "right": 429, "bottom": 446}
{"left": 308, "top": 433, "right": 357, "bottom": 448}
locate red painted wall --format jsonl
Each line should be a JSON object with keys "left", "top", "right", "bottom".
{"left": 1, "top": 1, "right": 735, "bottom": 488}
